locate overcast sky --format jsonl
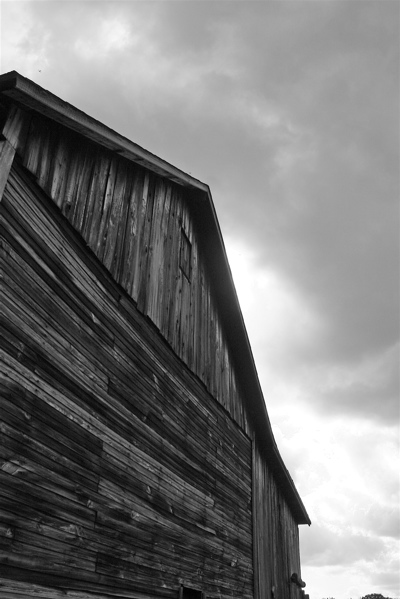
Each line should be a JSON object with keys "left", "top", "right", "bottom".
{"left": 1, "top": 1, "right": 399, "bottom": 598}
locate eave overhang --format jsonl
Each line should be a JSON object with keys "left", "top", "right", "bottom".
{"left": 0, "top": 70, "right": 311, "bottom": 526}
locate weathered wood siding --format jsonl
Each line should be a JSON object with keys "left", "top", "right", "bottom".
{"left": 0, "top": 93, "right": 307, "bottom": 599}
{"left": 1, "top": 105, "right": 249, "bottom": 436}
{"left": 252, "top": 444, "right": 302, "bottom": 599}
{"left": 0, "top": 161, "right": 253, "bottom": 597}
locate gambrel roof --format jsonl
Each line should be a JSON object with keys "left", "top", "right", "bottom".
{"left": 0, "top": 70, "right": 310, "bottom": 526}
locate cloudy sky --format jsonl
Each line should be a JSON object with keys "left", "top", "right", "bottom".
{"left": 1, "top": 1, "right": 399, "bottom": 597}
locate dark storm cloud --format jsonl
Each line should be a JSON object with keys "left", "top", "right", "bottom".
{"left": 222, "top": 1, "right": 400, "bottom": 365}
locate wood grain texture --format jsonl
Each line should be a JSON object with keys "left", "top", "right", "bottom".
{"left": 252, "top": 442, "right": 303, "bottom": 599}
{"left": 0, "top": 140, "right": 15, "bottom": 201}
{"left": 0, "top": 162, "right": 253, "bottom": 597}
{"left": 2, "top": 107, "right": 250, "bottom": 437}
{"left": 0, "top": 100, "right": 307, "bottom": 599}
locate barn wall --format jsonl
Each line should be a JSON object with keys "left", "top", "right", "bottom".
{"left": 252, "top": 443, "right": 302, "bottom": 599}
{"left": 0, "top": 161, "right": 253, "bottom": 597}
{"left": 1, "top": 105, "right": 250, "bottom": 435}
{"left": 0, "top": 97, "right": 309, "bottom": 599}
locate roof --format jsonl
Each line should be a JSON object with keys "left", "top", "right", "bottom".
{"left": 0, "top": 70, "right": 311, "bottom": 526}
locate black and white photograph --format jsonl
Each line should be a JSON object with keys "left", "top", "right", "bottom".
{"left": 0, "top": 2, "right": 398, "bottom": 599}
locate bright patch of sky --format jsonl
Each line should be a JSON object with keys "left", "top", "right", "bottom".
{"left": 1, "top": 1, "right": 398, "bottom": 597}
{"left": 75, "top": 17, "right": 132, "bottom": 58}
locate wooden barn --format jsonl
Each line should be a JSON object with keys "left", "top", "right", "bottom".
{"left": 0, "top": 71, "right": 311, "bottom": 599}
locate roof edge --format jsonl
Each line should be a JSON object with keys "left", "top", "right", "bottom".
{"left": 199, "top": 185, "right": 311, "bottom": 526}
{"left": 0, "top": 70, "right": 207, "bottom": 191}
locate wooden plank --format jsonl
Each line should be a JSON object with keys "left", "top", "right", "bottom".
{"left": 0, "top": 140, "right": 15, "bottom": 201}
{"left": 6, "top": 527, "right": 96, "bottom": 572}
{"left": 0, "top": 577, "right": 125, "bottom": 599}
{"left": 103, "top": 159, "right": 128, "bottom": 272}
{"left": 116, "top": 296, "right": 252, "bottom": 464}
{"left": 252, "top": 441, "right": 302, "bottom": 599}
{"left": 0, "top": 239, "right": 117, "bottom": 383}
{"left": 0, "top": 418, "right": 99, "bottom": 494}
{"left": 0, "top": 471, "right": 96, "bottom": 528}
{"left": 1, "top": 288, "right": 109, "bottom": 400}
{"left": 96, "top": 155, "right": 118, "bottom": 262}
{"left": 71, "top": 145, "right": 95, "bottom": 236}
{"left": 0, "top": 383, "right": 102, "bottom": 469}
{"left": 108, "top": 339, "right": 252, "bottom": 495}
{"left": 0, "top": 565, "right": 176, "bottom": 598}
{"left": 0, "top": 478, "right": 174, "bottom": 564}
{"left": 136, "top": 172, "right": 155, "bottom": 313}
{"left": 36, "top": 118, "right": 54, "bottom": 194}
{"left": 110, "top": 164, "right": 133, "bottom": 283}
{"left": 22, "top": 115, "right": 42, "bottom": 176}
{"left": 49, "top": 133, "right": 69, "bottom": 208}
{"left": 159, "top": 185, "right": 175, "bottom": 340}
{"left": 0, "top": 570, "right": 177, "bottom": 599}
{"left": 97, "top": 452, "right": 251, "bottom": 547}
{"left": 59, "top": 138, "right": 85, "bottom": 220}
{"left": 130, "top": 170, "right": 149, "bottom": 302}
{"left": 156, "top": 183, "right": 172, "bottom": 332}
{"left": 86, "top": 152, "right": 112, "bottom": 250}
{"left": 122, "top": 166, "right": 143, "bottom": 294}
{"left": 1, "top": 104, "right": 30, "bottom": 151}
{"left": 146, "top": 178, "right": 166, "bottom": 328}
{"left": 5, "top": 160, "right": 120, "bottom": 306}
{"left": 0, "top": 420, "right": 99, "bottom": 493}
{"left": 0, "top": 198, "right": 115, "bottom": 347}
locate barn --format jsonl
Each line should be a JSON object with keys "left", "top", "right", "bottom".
{"left": 0, "top": 71, "right": 310, "bottom": 599}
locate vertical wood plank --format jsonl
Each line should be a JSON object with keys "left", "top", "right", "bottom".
{"left": 111, "top": 166, "right": 132, "bottom": 284}
{"left": 0, "top": 139, "right": 15, "bottom": 201}
{"left": 68, "top": 142, "right": 92, "bottom": 233}
{"left": 163, "top": 186, "right": 179, "bottom": 344}
{"left": 49, "top": 135, "right": 70, "bottom": 209}
{"left": 123, "top": 167, "right": 143, "bottom": 297}
{"left": 136, "top": 173, "right": 156, "bottom": 314}
{"left": 103, "top": 160, "right": 128, "bottom": 273}
{"left": 96, "top": 155, "right": 119, "bottom": 262}
{"left": 22, "top": 116, "right": 42, "bottom": 176}
{"left": 146, "top": 179, "right": 166, "bottom": 328}
{"left": 2, "top": 105, "right": 30, "bottom": 152}
{"left": 36, "top": 118, "right": 54, "bottom": 194}
{"left": 131, "top": 170, "right": 149, "bottom": 304}
{"left": 86, "top": 152, "right": 112, "bottom": 251}
{"left": 158, "top": 184, "right": 172, "bottom": 335}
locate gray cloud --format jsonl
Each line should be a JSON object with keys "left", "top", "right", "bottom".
{"left": 373, "top": 567, "right": 400, "bottom": 596}
{"left": 300, "top": 522, "right": 386, "bottom": 567}
{"left": 298, "top": 343, "right": 400, "bottom": 424}
{"left": 365, "top": 505, "right": 400, "bottom": 540}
